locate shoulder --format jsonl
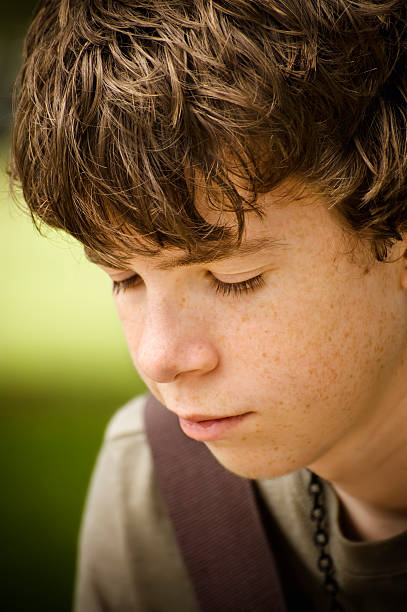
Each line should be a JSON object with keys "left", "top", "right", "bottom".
{"left": 74, "top": 394, "right": 152, "bottom": 610}
{"left": 79, "top": 393, "right": 154, "bottom": 538}
{"left": 94, "top": 393, "right": 156, "bottom": 517}
{"left": 75, "top": 392, "right": 199, "bottom": 611}
{"left": 104, "top": 392, "right": 148, "bottom": 441}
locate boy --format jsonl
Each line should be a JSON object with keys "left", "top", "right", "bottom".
{"left": 10, "top": 1, "right": 407, "bottom": 610}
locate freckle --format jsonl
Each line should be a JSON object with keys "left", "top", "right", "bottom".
{"left": 262, "top": 352, "right": 267, "bottom": 358}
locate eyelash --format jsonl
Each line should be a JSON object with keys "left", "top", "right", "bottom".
{"left": 210, "top": 274, "right": 265, "bottom": 297}
{"left": 112, "top": 273, "right": 265, "bottom": 297}
{"left": 112, "top": 276, "right": 141, "bottom": 294}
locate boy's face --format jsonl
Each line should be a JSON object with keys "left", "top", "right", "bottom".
{"left": 98, "top": 180, "right": 407, "bottom": 481}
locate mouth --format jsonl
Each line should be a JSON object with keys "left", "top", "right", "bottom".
{"left": 178, "top": 412, "right": 253, "bottom": 442}
{"left": 178, "top": 412, "right": 243, "bottom": 422}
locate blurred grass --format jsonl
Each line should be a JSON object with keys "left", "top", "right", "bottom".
{"left": 0, "top": 142, "right": 146, "bottom": 611}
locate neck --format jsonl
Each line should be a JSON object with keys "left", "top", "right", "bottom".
{"left": 332, "top": 483, "right": 407, "bottom": 542}
{"left": 308, "top": 389, "right": 407, "bottom": 542}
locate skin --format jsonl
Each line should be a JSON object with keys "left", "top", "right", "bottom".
{"left": 97, "top": 180, "right": 407, "bottom": 542}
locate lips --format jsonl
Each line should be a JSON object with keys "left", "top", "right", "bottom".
{"left": 178, "top": 412, "right": 253, "bottom": 442}
{"left": 178, "top": 413, "right": 243, "bottom": 422}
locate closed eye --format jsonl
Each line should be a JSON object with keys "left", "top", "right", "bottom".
{"left": 210, "top": 274, "right": 265, "bottom": 297}
{"left": 112, "top": 274, "right": 141, "bottom": 294}
{"left": 112, "top": 272, "right": 266, "bottom": 297}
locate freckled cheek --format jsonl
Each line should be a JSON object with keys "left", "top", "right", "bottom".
{"left": 220, "top": 300, "right": 360, "bottom": 404}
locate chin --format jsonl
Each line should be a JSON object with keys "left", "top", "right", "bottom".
{"left": 206, "top": 444, "right": 304, "bottom": 480}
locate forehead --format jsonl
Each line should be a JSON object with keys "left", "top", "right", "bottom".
{"left": 84, "top": 178, "right": 336, "bottom": 270}
{"left": 84, "top": 235, "right": 286, "bottom": 271}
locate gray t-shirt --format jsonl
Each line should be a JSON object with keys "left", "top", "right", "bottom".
{"left": 73, "top": 395, "right": 407, "bottom": 611}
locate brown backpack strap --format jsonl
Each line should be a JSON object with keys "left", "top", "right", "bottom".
{"left": 144, "top": 394, "right": 288, "bottom": 612}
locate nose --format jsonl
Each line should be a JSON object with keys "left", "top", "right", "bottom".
{"left": 134, "top": 299, "right": 219, "bottom": 383}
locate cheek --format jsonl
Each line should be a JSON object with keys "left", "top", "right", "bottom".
{"left": 220, "top": 279, "right": 400, "bottom": 434}
{"left": 206, "top": 315, "right": 351, "bottom": 478}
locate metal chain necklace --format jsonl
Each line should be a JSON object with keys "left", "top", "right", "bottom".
{"left": 308, "top": 471, "right": 344, "bottom": 612}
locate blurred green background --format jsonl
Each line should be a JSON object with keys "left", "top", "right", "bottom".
{"left": 1, "top": 4, "right": 146, "bottom": 611}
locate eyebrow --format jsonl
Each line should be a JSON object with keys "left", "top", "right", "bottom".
{"left": 156, "top": 237, "right": 285, "bottom": 269}
{"left": 84, "top": 236, "right": 286, "bottom": 270}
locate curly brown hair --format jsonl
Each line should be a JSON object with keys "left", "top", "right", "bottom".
{"left": 9, "top": 0, "right": 407, "bottom": 266}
